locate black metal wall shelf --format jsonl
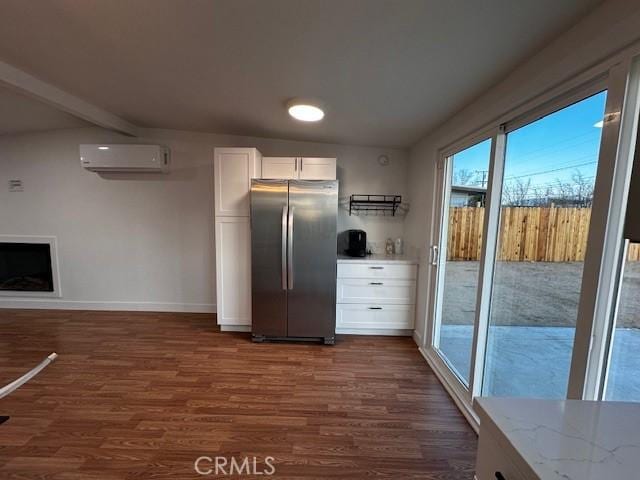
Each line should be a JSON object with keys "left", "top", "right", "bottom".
{"left": 349, "top": 194, "right": 402, "bottom": 216}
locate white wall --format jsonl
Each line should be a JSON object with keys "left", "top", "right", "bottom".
{"left": 405, "top": 0, "right": 640, "bottom": 344}
{"left": 0, "top": 127, "right": 407, "bottom": 311}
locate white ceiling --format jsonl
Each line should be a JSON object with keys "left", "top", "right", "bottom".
{"left": 0, "top": 0, "right": 601, "bottom": 147}
{"left": 0, "top": 87, "right": 89, "bottom": 136}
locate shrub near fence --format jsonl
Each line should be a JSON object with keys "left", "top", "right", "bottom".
{"left": 447, "top": 206, "right": 640, "bottom": 262}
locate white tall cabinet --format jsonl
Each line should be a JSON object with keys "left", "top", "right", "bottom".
{"left": 214, "top": 148, "right": 261, "bottom": 330}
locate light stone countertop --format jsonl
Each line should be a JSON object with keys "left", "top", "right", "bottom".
{"left": 475, "top": 397, "right": 640, "bottom": 480}
{"left": 337, "top": 253, "right": 418, "bottom": 265}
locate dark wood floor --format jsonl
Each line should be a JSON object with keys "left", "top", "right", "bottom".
{"left": 0, "top": 309, "right": 476, "bottom": 479}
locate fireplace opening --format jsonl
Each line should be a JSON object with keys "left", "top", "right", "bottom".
{"left": 0, "top": 243, "right": 54, "bottom": 292}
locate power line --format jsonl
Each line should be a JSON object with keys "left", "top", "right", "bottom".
{"left": 505, "top": 131, "right": 601, "bottom": 165}
{"left": 504, "top": 160, "right": 597, "bottom": 181}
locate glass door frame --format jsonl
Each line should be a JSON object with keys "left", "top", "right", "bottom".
{"left": 576, "top": 57, "right": 640, "bottom": 400}
{"left": 423, "top": 55, "right": 640, "bottom": 426}
{"left": 496, "top": 78, "right": 609, "bottom": 400}
{"left": 425, "top": 126, "right": 501, "bottom": 424}
{"left": 431, "top": 131, "right": 498, "bottom": 388}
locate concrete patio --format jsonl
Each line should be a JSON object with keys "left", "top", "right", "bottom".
{"left": 439, "top": 325, "right": 640, "bottom": 400}
{"left": 436, "top": 261, "right": 640, "bottom": 400}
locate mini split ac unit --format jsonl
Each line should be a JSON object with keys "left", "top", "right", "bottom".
{"left": 79, "top": 144, "right": 170, "bottom": 173}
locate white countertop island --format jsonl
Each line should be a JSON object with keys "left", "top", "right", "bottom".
{"left": 475, "top": 397, "right": 640, "bottom": 480}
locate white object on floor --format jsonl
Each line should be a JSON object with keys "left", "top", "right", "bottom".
{"left": 0, "top": 352, "right": 58, "bottom": 399}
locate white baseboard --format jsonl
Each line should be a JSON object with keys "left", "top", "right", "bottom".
{"left": 418, "top": 346, "right": 479, "bottom": 433}
{"left": 220, "top": 325, "right": 251, "bottom": 332}
{"left": 220, "top": 326, "right": 411, "bottom": 335}
{"left": 336, "top": 328, "right": 412, "bottom": 336}
{"left": 0, "top": 299, "right": 216, "bottom": 313}
{"left": 412, "top": 329, "right": 423, "bottom": 347}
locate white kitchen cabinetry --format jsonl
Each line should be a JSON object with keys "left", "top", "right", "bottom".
{"left": 261, "top": 157, "right": 336, "bottom": 180}
{"left": 299, "top": 157, "right": 336, "bottom": 180}
{"left": 214, "top": 148, "right": 335, "bottom": 331}
{"left": 337, "top": 278, "right": 416, "bottom": 305}
{"left": 337, "top": 304, "right": 415, "bottom": 331}
{"left": 261, "top": 157, "right": 298, "bottom": 179}
{"left": 475, "top": 427, "right": 525, "bottom": 480}
{"left": 214, "top": 148, "right": 261, "bottom": 217}
{"left": 215, "top": 217, "right": 251, "bottom": 327}
{"left": 336, "top": 256, "right": 417, "bottom": 335}
{"left": 214, "top": 147, "right": 261, "bottom": 330}
{"left": 337, "top": 263, "right": 417, "bottom": 280}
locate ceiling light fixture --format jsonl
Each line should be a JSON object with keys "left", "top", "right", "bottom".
{"left": 98, "top": 146, "right": 110, "bottom": 150}
{"left": 287, "top": 99, "right": 324, "bottom": 122}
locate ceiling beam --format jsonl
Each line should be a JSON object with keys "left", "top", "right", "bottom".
{"left": 0, "top": 60, "right": 138, "bottom": 136}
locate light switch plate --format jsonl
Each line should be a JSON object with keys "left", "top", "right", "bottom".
{"left": 8, "top": 179, "right": 23, "bottom": 192}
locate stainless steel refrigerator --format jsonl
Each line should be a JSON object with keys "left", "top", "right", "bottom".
{"left": 250, "top": 179, "right": 338, "bottom": 344}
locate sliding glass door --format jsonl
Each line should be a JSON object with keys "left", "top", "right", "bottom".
{"left": 434, "top": 140, "right": 492, "bottom": 385}
{"left": 427, "top": 57, "right": 640, "bottom": 412}
{"left": 482, "top": 91, "right": 608, "bottom": 398}
{"left": 430, "top": 90, "right": 613, "bottom": 400}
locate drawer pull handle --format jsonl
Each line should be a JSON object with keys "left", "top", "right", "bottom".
{"left": 368, "top": 307, "right": 383, "bottom": 310}
{"left": 369, "top": 266, "right": 384, "bottom": 270}
{"left": 495, "top": 473, "right": 506, "bottom": 480}
{"left": 369, "top": 282, "right": 383, "bottom": 285}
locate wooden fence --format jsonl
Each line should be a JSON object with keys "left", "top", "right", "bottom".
{"left": 447, "top": 207, "right": 640, "bottom": 262}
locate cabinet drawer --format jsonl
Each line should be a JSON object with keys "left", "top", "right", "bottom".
{"left": 337, "top": 279, "right": 415, "bottom": 305}
{"left": 336, "top": 304, "right": 414, "bottom": 330}
{"left": 475, "top": 429, "right": 526, "bottom": 480}
{"left": 337, "top": 263, "right": 417, "bottom": 280}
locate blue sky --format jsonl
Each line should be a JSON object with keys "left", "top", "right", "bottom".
{"left": 451, "top": 91, "right": 607, "bottom": 196}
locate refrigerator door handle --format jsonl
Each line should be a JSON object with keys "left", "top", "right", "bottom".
{"left": 281, "top": 204, "right": 288, "bottom": 291}
{"left": 287, "top": 205, "right": 294, "bottom": 290}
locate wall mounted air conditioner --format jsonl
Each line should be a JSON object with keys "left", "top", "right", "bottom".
{"left": 79, "top": 144, "right": 170, "bottom": 173}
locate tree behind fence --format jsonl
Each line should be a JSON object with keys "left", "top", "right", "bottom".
{"left": 447, "top": 206, "right": 640, "bottom": 262}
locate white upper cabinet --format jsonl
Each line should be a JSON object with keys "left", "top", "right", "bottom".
{"left": 299, "top": 157, "right": 336, "bottom": 180}
{"left": 214, "top": 147, "right": 262, "bottom": 217}
{"left": 261, "top": 157, "right": 337, "bottom": 180}
{"left": 261, "top": 157, "right": 298, "bottom": 179}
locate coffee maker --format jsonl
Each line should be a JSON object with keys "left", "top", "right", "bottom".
{"left": 345, "top": 229, "right": 367, "bottom": 257}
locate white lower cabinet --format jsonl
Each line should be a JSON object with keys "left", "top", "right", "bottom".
{"left": 336, "top": 259, "right": 417, "bottom": 335}
{"left": 475, "top": 429, "right": 526, "bottom": 480}
{"left": 337, "top": 278, "right": 416, "bottom": 304}
{"left": 337, "top": 304, "right": 415, "bottom": 330}
{"left": 337, "top": 263, "right": 417, "bottom": 280}
{"left": 215, "top": 217, "right": 251, "bottom": 327}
